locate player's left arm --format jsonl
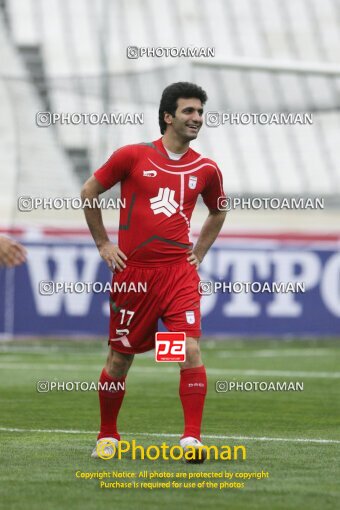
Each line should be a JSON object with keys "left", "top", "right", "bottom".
{"left": 187, "top": 209, "right": 226, "bottom": 269}
{"left": 187, "top": 163, "right": 227, "bottom": 269}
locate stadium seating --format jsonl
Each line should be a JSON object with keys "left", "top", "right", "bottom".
{"left": 0, "top": 8, "right": 79, "bottom": 224}
{"left": 2, "top": 0, "right": 340, "bottom": 199}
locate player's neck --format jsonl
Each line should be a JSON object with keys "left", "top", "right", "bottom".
{"left": 161, "top": 134, "right": 190, "bottom": 154}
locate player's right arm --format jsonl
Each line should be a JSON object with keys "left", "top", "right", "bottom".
{"left": 82, "top": 144, "right": 137, "bottom": 272}
{"left": 81, "top": 176, "right": 127, "bottom": 272}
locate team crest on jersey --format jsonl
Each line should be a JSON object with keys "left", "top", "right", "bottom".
{"left": 143, "top": 170, "right": 157, "bottom": 177}
{"left": 188, "top": 176, "right": 197, "bottom": 189}
{"left": 186, "top": 311, "right": 195, "bottom": 324}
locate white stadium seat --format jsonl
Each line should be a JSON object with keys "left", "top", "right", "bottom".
{"left": 2, "top": 0, "right": 340, "bottom": 207}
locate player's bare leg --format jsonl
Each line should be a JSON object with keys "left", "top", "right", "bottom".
{"left": 178, "top": 337, "right": 207, "bottom": 463}
{"left": 105, "top": 347, "right": 134, "bottom": 377}
{"left": 98, "top": 348, "right": 133, "bottom": 440}
{"left": 180, "top": 337, "right": 202, "bottom": 368}
{"left": 92, "top": 348, "right": 134, "bottom": 458}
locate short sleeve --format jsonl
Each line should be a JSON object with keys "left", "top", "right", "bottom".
{"left": 201, "top": 165, "right": 226, "bottom": 210}
{"left": 94, "top": 145, "right": 137, "bottom": 190}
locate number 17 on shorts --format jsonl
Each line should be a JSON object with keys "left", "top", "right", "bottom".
{"left": 155, "top": 332, "right": 186, "bottom": 362}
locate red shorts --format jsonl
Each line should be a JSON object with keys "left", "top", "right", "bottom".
{"left": 108, "top": 260, "right": 201, "bottom": 354}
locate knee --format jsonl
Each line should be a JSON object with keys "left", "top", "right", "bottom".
{"left": 105, "top": 350, "right": 134, "bottom": 378}
{"left": 181, "top": 338, "right": 202, "bottom": 368}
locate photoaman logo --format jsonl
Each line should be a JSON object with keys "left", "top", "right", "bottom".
{"left": 96, "top": 439, "right": 247, "bottom": 461}
{"left": 155, "top": 332, "right": 186, "bottom": 362}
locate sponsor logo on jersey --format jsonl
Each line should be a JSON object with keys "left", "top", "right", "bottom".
{"left": 188, "top": 176, "right": 197, "bottom": 189}
{"left": 186, "top": 310, "right": 195, "bottom": 324}
{"left": 150, "top": 187, "right": 179, "bottom": 217}
{"left": 143, "top": 170, "right": 157, "bottom": 177}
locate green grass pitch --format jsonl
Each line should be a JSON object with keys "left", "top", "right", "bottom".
{"left": 0, "top": 338, "right": 339, "bottom": 510}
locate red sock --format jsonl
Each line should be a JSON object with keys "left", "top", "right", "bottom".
{"left": 97, "top": 368, "right": 126, "bottom": 441}
{"left": 179, "top": 365, "right": 207, "bottom": 441}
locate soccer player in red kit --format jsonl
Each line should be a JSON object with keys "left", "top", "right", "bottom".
{"left": 81, "top": 82, "right": 226, "bottom": 462}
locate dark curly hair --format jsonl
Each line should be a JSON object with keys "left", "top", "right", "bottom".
{"left": 158, "top": 82, "right": 208, "bottom": 134}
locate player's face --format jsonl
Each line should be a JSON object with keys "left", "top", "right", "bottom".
{"left": 171, "top": 98, "right": 204, "bottom": 141}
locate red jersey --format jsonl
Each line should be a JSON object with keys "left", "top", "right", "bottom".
{"left": 94, "top": 137, "right": 225, "bottom": 266}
